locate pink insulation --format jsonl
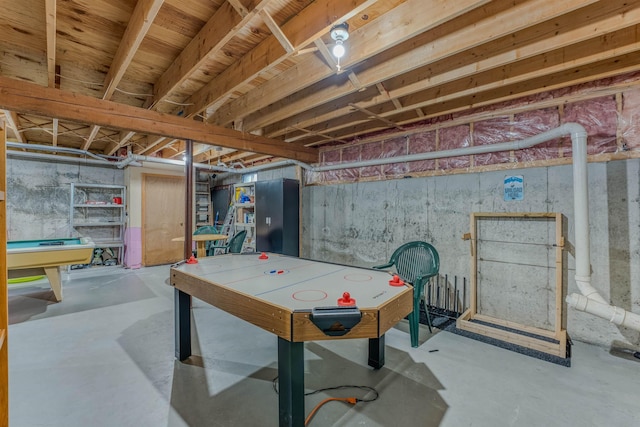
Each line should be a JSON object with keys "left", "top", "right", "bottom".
{"left": 473, "top": 118, "right": 513, "bottom": 167}
{"left": 308, "top": 75, "right": 640, "bottom": 185}
{"left": 338, "top": 145, "right": 361, "bottom": 182}
{"left": 382, "top": 138, "right": 408, "bottom": 176}
{"left": 513, "top": 108, "right": 561, "bottom": 163}
{"left": 438, "top": 125, "right": 471, "bottom": 170}
{"left": 621, "top": 89, "right": 640, "bottom": 149}
{"left": 360, "top": 141, "right": 384, "bottom": 179}
{"left": 408, "top": 131, "right": 436, "bottom": 172}
{"left": 563, "top": 96, "right": 618, "bottom": 156}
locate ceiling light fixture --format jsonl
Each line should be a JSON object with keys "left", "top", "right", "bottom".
{"left": 330, "top": 22, "right": 349, "bottom": 71}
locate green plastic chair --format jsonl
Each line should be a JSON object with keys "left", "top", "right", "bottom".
{"left": 373, "top": 241, "right": 440, "bottom": 347}
{"left": 215, "top": 230, "right": 247, "bottom": 255}
{"left": 193, "top": 225, "right": 221, "bottom": 257}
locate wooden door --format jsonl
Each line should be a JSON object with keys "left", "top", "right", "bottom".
{"left": 142, "top": 174, "right": 185, "bottom": 266}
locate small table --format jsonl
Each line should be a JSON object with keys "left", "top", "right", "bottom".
{"left": 7, "top": 237, "right": 95, "bottom": 301}
{"left": 170, "top": 253, "right": 413, "bottom": 426}
{"left": 171, "top": 234, "right": 228, "bottom": 258}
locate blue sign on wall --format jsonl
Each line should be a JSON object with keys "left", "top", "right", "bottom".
{"left": 504, "top": 175, "right": 524, "bottom": 201}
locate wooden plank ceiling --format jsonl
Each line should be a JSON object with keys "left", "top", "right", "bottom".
{"left": 1, "top": 0, "right": 639, "bottom": 167}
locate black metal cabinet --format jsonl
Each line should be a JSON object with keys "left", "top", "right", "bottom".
{"left": 255, "top": 178, "right": 299, "bottom": 256}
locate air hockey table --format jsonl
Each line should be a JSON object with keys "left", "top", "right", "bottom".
{"left": 7, "top": 237, "right": 95, "bottom": 301}
{"left": 170, "top": 252, "right": 413, "bottom": 427}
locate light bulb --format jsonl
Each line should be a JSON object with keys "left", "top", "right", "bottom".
{"left": 332, "top": 41, "right": 345, "bottom": 59}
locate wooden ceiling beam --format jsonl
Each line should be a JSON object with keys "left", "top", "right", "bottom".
{"left": 295, "top": 49, "right": 640, "bottom": 146}
{"left": 291, "top": 126, "right": 349, "bottom": 144}
{"left": 85, "top": 0, "right": 164, "bottom": 153}
{"left": 213, "top": 0, "right": 492, "bottom": 128}
{"left": 238, "top": 0, "right": 597, "bottom": 132}
{"left": 150, "top": 0, "right": 272, "bottom": 109}
{"left": 195, "top": 147, "right": 236, "bottom": 163}
{"left": 184, "top": 0, "right": 380, "bottom": 119}
{"left": 313, "top": 39, "right": 339, "bottom": 72}
{"left": 271, "top": 2, "right": 640, "bottom": 140}
{"left": 82, "top": 125, "right": 101, "bottom": 151}
{"left": 1, "top": 110, "right": 24, "bottom": 143}
{"left": 348, "top": 103, "right": 403, "bottom": 130}
{"left": 0, "top": 77, "right": 317, "bottom": 163}
{"left": 45, "top": 0, "right": 56, "bottom": 88}
{"left": 227, "top": 0, "right": 250, "bottom": 17}
{"left": 52, "top": 118, "right": 58, "bottom": 146}
{"left": 259, "top": 10, "right": 294, "bottom": 54}
{"left": 137, "top": 136, "right": 167, "bottom": 155}
{"left": 149, "top": 139, "right": 178, "bottom": 156}
{"left": 107, "top": 131, "right": 136, "bottom": 156}
{"left": 103, "top": 0, "right": 165, "bottom": 100}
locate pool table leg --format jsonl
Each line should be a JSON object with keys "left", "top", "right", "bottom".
{"left": 43, "top": 266, "right": 62, "bottom": 302}
{"left": 368, "top": 334, "right": 385, "bottom": 369}
{"left": 278, "top": 337, "right": 305, "bottom": 427}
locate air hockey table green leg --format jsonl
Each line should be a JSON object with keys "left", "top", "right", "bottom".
{"left": 175, "top": 289, "right": 192, "bottom": 360}
{"left": 368, "top": 334, "right": 385, "bottom": 369}
{"left": 278, "top": 337, "right": 305, "bottom": 427}
{"left": 277, "top": 334, "right": 386, "bottom": 426}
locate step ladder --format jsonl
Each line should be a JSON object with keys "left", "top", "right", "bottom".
{"left": 220, "top": 201, "right": 235, "bottom": 237}
{"left": 211, "top": 202, "right": 235, "bottom": 256}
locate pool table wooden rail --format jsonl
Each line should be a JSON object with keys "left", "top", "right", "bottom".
{"left": 7, "top": 237, "right": 95, "bottom": 301}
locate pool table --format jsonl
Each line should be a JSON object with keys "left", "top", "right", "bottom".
{"left": 7, "top": 237, "right": 95, "bottom": 301}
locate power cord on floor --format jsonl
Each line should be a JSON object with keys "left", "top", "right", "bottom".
{"left": 272, "top": 376, "right": 379, "bottom": 426}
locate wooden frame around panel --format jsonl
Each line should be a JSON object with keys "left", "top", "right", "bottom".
{"left": 457, "top": 212, "right": 568, "bottom": 358}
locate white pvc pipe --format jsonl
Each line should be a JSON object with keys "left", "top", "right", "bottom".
{"left": 310, "top": 122, "right": 639, "bottom": 331}
{"left": 567, "top": 294, "right": 640, "bottom": 330}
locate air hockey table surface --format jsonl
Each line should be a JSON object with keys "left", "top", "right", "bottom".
{"left": 170, "top": 252, "right": 413, "bottom": 342}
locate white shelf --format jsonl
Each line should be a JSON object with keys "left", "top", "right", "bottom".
{"left": 72, "top": 221, "right": 126, "bottom": 226}
{"left": 70, "top": 183, "right": 126, "bottom": 266}
{"left": 194, "top": 171, "right": 213, "bottom": 228}
{"left": 73, "top": 204, "right": 124, "bottom": 208}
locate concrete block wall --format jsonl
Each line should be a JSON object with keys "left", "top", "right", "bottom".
{"left": 302, "top": 159, "right": 640, "bottom": 348}
{"left": 6, "top": 157, "right": 124, "bottom": 241}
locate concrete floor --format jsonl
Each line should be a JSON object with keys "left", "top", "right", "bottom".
{"left": 7, "top": 265, "right": 640, "bottom": 427}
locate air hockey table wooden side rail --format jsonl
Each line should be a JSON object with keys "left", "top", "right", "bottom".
{"left": 170, "top": 264, "right": 413, "bottom": 342}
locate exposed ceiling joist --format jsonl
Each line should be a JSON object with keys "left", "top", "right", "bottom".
{"left": 0, "top": 76, "right": 317, "bottom": 163}
{"left": 261, "top": 0, "right": 611, "bottom": 139}
{"left": 44, "top": 0, "right": 56, "bottom": 88}
{"left": 3, "top": 0, "right": 640, "bottom": 165}
{"left": 151, "top": 0, "right": 272, "bottom": 109}
{"left": 52, "top": 118, "right": 58, "bottom": 146}
{"left": 217, "top": 0, "right": 492, "bottom": 130}
{"left": 186, "top": 0, "right": 380, "bottom": 119}
{"left": 259, "top": 10, "right": 294, "bottom": 54}
{"left": 1, "top": 110, "right": 24, "bottom": 143}
{"left": 103, "top": 0, "right": 165, "bottom": 100}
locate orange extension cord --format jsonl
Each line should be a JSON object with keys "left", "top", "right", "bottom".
{"left": 305, "top": 397, "right": 357, "bottom": 426}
